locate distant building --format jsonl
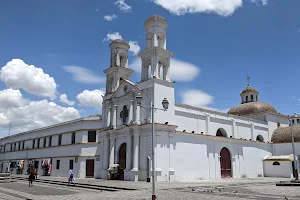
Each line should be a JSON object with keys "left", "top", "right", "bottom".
{"left": 0, "top": 15, "right": 299, "bottom": 181}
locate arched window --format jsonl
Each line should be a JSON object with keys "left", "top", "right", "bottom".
{"left": 273, "top": 161, "right": 280, "bottom": 166}
{"left": 256, "top": 135, "right": 264, "bottom": 142}
{"left": 246, "top": 96, "right": 248, "bottom": 103}
{"left": 251, "top": 95, "right": 254, "bottom": 102}
{"left": 216, "top": 128, "right": 227, "bottom": 137}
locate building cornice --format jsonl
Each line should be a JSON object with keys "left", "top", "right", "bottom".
{"left": 175, "top": 103, "right": 268, "bottom": 125}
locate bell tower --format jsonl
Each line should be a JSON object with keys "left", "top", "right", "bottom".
{"left": 138, "top": 15, "right": 173, "bottom": 82}
{"left": 104, "top": 39, "right": 134, "bottom": 94}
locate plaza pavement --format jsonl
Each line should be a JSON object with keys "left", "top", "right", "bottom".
{"left": 0, "top": 176, "right": 300, "bottom": 199}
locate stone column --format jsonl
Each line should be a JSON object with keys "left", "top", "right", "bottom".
{"left": 107, "top": 106, "right": 111, "bottom": 128}
{"left": 135, "top": 101, "right": 141, "bottom": 125}
{"left": 132, "top": 132, "right": 140, "bottom": 171}
{"left": 128, "top": 100, "right": 134, "bottom": 125}
{"left": 251, "top": 123, "right": 254, "bottom": 140}
{"left": 103, "top": 133, "right": 109, "bottom": 170}
{"left": 112, "top": 105, "right": 117, "bottom": 129}
{"left": 232, "top": 119, "right": 236, "bottom": 138}
{"left": 109, "top": 133, "right": 116, "bottom": 168}
{"left": 166, "top": 61, "right": 171, "bottom": 81}
{"left": 205, "top": 114, "right": 210, "bottom": 134}
{"left": 125, "top": 133, "right": 132, "bottom": 170}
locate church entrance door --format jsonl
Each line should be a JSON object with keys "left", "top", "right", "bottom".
{"left": 118, "top": 143, "right": 126, "bottom": 180}
{"left": 220, "top": 147, "right": 232, "bottom": 178}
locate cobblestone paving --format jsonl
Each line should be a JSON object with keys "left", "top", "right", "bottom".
{"left": 0, "top": 178, "right": 300, "bottom": 200}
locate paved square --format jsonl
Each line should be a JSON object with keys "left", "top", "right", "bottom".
{"left": 0, "top": 178, "right": 300, "bottom": 200}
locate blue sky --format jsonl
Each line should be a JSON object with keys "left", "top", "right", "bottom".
{"left": 0, "top": 0, "right": 299, "bottom": 136}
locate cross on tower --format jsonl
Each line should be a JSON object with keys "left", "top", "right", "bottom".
{"left": 246, "top": 74, "right": 252, "bottom": 86}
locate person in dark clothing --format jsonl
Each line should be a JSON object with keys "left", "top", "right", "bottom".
{"left": 28, "top": 171, "right": 35, "bottom": 187}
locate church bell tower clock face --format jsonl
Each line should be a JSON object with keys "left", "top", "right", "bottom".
{"left": 120, "top": 105, "right": 129, "bottom": 125}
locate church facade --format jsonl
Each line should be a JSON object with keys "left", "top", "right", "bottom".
{"left": 0, "top": 16, "right": 299, "bottom": 181}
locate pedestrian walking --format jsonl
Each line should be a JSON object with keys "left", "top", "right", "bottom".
{"left": 68, "top": 170, "right": 75, "bottom": 186}
{"left": 28, "top": 170, "right": 35, "bottom": 187}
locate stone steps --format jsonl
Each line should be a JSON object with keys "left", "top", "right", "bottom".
{"left": 11, "top": 176, "right": 136, "bottom": 192}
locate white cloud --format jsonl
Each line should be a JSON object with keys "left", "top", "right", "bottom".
{"left": 103, "top": 32, "right": 123, "bottom": 42}
{"left": 104, "top": 14, "right": 118, "bottom": 21}
{"left": 250, "top": 0, "right": 268, "bottom": 5}
{"left": 297, "top": 29, "right": 300, "bottom": 34}
{"left": 128, "top": 41, "right": 141, "bottom": 55}
{"left": 0, "top": 59, "right": 57, "bottom": 99}
{"left": 103, "top": 32, "right": 140, "bottom": 55}
{"left": 180, "top": 89, "right": 213, "bottom": 107}
{"left": 152, "top": 0, "right": 243, "bottom": 16}
{"left": 0, "top": 89, "right": 80, "bottom": 136}
{"left": 76, "top": 89, "right": 105, "bottom": 111}
{"left": 59, "top": 94, "right": 75, "bottom": 106}
{"left": 115, "top": 0, "right": 132, "bottom": 12}
{"left": 63, "top": 66, "right": 105, "bottom": 84}
{"left": 180, "top": 89, "right": 229, "bottom": 113}
{"left": 0, "top": 89, "right": 29, "bottom": 111}
{"left": 130, "top": 57, "right": 200, "bottom": 82}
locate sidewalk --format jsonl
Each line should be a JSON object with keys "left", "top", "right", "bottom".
{"left": 11, "top": 174, "right": 150, "bottom": 190}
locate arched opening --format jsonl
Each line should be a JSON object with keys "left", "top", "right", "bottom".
{"left": 106, "top": 76, "right": 113, "bottom": 94}
{"left": 157, "top": 32, "right": 165, "bottom": 48}
{"left": 256, "top": 135, "right": 264, "bottom": 142}
{"left": 251, "top": 95, "right": 254, "bottom": 102}
{"left": 220, "top": 147, "right": 232, "bottom": 178}
{"left": 273, "top": 161, "right": 280, "bottom": 166}
{"left": 216, "top": 128, "right": 227, "bottom": 137}
{"left": 146, "top": 32, "right": 153, "bottom": 48}
{"left": 119, "top": 55, "right": 127, "bottom": 68}
{"left": 246, "top": 96, "right": 248, "bottom": 103}
{"left": 118, "top": 143, "right": 126, "bottom": 180}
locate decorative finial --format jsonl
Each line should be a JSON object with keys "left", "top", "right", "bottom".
{"left": 246, "top": 74, "right": 252, "bottom": 87}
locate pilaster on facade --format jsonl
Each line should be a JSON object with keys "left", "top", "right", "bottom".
{"left": 132, "top": 131, "right": 140, "bottom": 172}
{"left": 109, "top": 132, "right": 116, "bottom": 168}
{"left": 125, "top": 132, "right": 132, "bottom": 171}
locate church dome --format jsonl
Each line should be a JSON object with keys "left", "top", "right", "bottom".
{"left": 228, "top": 101, "right": 278, "bottom": 116}
{"left": 240, "top": 86, "right": 259, "bottom": 95}
{"left": 271, "top": 125, "right": 300, "bottom": 143}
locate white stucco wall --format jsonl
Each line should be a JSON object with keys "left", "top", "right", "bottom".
{"left": 263, "top": 161, "right": 293, "bottom": 178}
{"left": 155, "top": 131, "right": 272, "bottom": 181}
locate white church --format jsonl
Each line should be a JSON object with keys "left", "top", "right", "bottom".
{"left": 0, "top": 15, "right": 300, "bottom": 181}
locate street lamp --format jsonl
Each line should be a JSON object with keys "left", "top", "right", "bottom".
{"left": 290, "top": 119, "right": 299, "bottom": 180}
{"left": 135, "top": 93, "right": 169, "bottom": 200}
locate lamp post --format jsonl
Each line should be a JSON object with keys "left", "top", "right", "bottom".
{"left": 135, "top": 94, "right": 169, "bottom": 200}
{"left": 290, "top": 120, "right": 299, "bottom": 180}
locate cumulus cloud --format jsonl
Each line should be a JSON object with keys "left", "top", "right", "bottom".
{"left": 180, "top": 89, "right": 213, "bottom": 107}
{"left": 180, "top": 89, "right": 229, "bottom": 113}
{"left": 59, "top": 94, "right": 75, "bottom": 106}
{"left": 0, "top": 59, "right": 57, "bottom": 99}
{"left": 130, "top": 57, "right": 200, "bottom": 82}
{"left": 0, "top": 89, "right": 29, "bottom": 111}
{"left": 128, "top": 41, "right": 141, "bottom": 55}
{"left": 115, "top": 0, "right": 132, "bottom": 12}
{"left": 103, "top": 32, "right": 140, "bottom": 55}
{"left": 63, "top": 66, "right": 105, "bottom": 84}
{"left": 76, "top": 89, "right": 105, "bottom": 111}
{"left": 152, "top": 0, "right": 243, "bottom": 17}
{"left": 104, "top": 14, "right": 118, "bottom": 21}
{"left": 0, "top": 89, "right": 80, "bottom": 136}
{"left": 103, "top": 32, "right": 122, "bottom": 42}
